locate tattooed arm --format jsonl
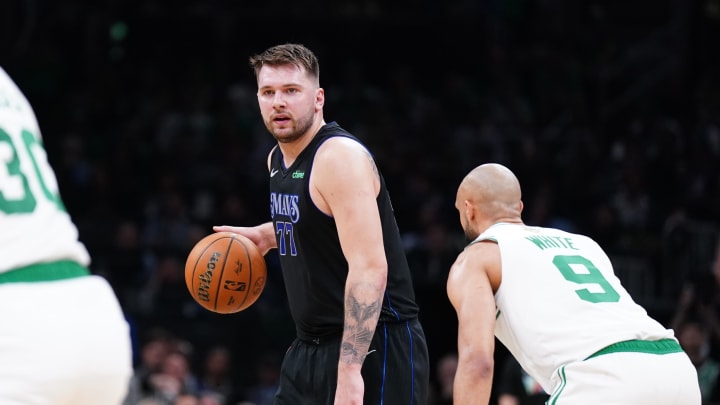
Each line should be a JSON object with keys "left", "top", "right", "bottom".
{"left": 312, "top": 137, "right": 388, "bottom": 404}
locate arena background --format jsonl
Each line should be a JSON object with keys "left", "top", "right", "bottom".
{"left": 2, "top": 0, "right": 719, "bottom": 403}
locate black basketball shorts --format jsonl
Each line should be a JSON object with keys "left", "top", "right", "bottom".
{"left": 274, "top": 318, "right": 429, "bottom": 405}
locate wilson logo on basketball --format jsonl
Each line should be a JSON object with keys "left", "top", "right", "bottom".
{"left": 197, "top": 251, "right": 222, "bottom": 301}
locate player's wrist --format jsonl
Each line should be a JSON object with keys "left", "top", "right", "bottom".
{"left": 337, "top": 362, "right": 363, "bottom": 373}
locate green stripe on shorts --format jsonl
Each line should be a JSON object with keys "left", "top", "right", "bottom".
{"left": 0, "top": 260, "right": 89, "bottom": 283}
{"left": 585, "top": 338, "right": 682, "bottom": 360}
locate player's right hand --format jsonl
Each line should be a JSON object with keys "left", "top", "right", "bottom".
{"left": 213, "top": 223, "right": 277, "bottom": 255}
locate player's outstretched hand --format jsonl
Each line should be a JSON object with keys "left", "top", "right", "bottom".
{"left": 213, "top": 224, "right": 277, "bottom": 256}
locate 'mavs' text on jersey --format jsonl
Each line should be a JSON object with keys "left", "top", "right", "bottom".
{"left": 270, "top": 192, "right": 300, "bottom": 223}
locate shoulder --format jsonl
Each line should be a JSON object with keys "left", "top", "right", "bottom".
{"left": 266, "top": 145, "right": 278, "bottom": 169}
{"left": 464, "top": 240, "right": 501, "bottom": 265}
{"left": 314, "top": 135, "right": 373, "bottom": 168}
{"left": 316, "top": 135, "right": 368, "bottom": 156}
{"left": 309, "top": 135, "right": 379, "bottom": 199}
{"left": 449, "top": 241, "right": 499, "bottom": 281}
{"left": 447, "top": 240, "right": 502, "bottom": 303}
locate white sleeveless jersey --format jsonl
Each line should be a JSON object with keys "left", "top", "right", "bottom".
{"left": 0, "top": 67, "right": 90, "bottom": 272}
{"left": 477, "top": 223, "right": 674, "bottom": 393}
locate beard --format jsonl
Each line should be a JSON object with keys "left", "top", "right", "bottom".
{"left": 462, "top": 214, "right": 479, "bottom": 242}
{"left": 267, "top": 108, "right": 315, "bottom": 144}
{"left": 464, "top": 228, "right": 479, "bottom": 243}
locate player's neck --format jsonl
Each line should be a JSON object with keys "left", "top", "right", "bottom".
{"left": 278, "top": 118, "right": 326, "bottom": 166}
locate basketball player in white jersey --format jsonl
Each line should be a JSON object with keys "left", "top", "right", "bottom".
{"left": 0, "top": 66, "right": 133, "bottom": 404}
{"left": 447, "top": 163, "right": 701, "bottom": 404}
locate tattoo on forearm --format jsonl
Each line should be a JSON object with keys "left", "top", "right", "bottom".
{"left": 340, "top": 293, "right": 381, "bottom": 365}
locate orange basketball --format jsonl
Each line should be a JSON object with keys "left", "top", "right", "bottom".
{"left": 185, "top": 232, "right": 267, "bottom": 314}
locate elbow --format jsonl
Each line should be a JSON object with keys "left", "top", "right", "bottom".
{"left": 461, "top": 354, "right": 494, "bottom": 381}
{"left": 347, "top": 261, "right": 387, "bottom": 296}
{"left": 471, "top": 358, "right": 495, "bottom": 381}
{"left": 366, "top": 260, "right": 388, "bottom": 291}
{"left": 371, "top": 267, "right": 388, "bottom": 293}
{"left": 454, "top": 351, "right": 494, "bottom": 404}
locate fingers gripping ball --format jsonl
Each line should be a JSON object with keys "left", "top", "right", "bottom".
{"left": 185, "top": 232, "right": 267, "bottom": 314}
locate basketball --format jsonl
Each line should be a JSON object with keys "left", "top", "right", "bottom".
{"left": 185, "top": 232, "right": 267, "bottom": 314}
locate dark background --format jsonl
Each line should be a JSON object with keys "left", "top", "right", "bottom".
{"left": 2, "top": 0, "right": 719, "bottom": 403}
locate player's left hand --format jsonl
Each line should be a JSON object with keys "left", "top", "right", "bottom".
{"left": 334, "top": 364, "right": 364, "bottom": 405}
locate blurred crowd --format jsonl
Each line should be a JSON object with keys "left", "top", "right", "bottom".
{"left": 2, "top": 0, "right": 720, "bottom": 404}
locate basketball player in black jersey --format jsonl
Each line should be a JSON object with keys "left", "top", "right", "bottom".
{"left": 213, "top": 44, "right": 429, "bottom": 404}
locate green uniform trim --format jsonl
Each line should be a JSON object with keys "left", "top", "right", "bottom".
{"left": 0, "top": 260, "right": 89, "bottom": 283}
{"left": 549, "top": 339, "right": 683, "bottom": 404}
{"left": 585, "top": 338, "right": 682, "bottom": 360}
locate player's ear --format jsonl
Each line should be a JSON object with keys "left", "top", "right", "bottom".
{"left": 464, "top": 199, "right": 475, "bottom": 221}
{"left": 315, "top": 87, "right": 325, "bottom": 109}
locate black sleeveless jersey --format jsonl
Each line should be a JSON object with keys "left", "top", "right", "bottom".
{"left": 269, "top": 122, "right": 419, "bottom": 341}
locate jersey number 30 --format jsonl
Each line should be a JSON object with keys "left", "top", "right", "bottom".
{"left": 0, "top": 128, "right": 64, "bottom": 214}
{"left": 553, "top": 255, "right": 620, "bottom": 303}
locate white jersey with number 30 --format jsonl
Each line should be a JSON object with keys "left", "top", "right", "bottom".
{"left": 477, "top": 222, "right": 674, "bottom": 393}
{"left": 0, "top": 67, "right": 90, "bottom": 273}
